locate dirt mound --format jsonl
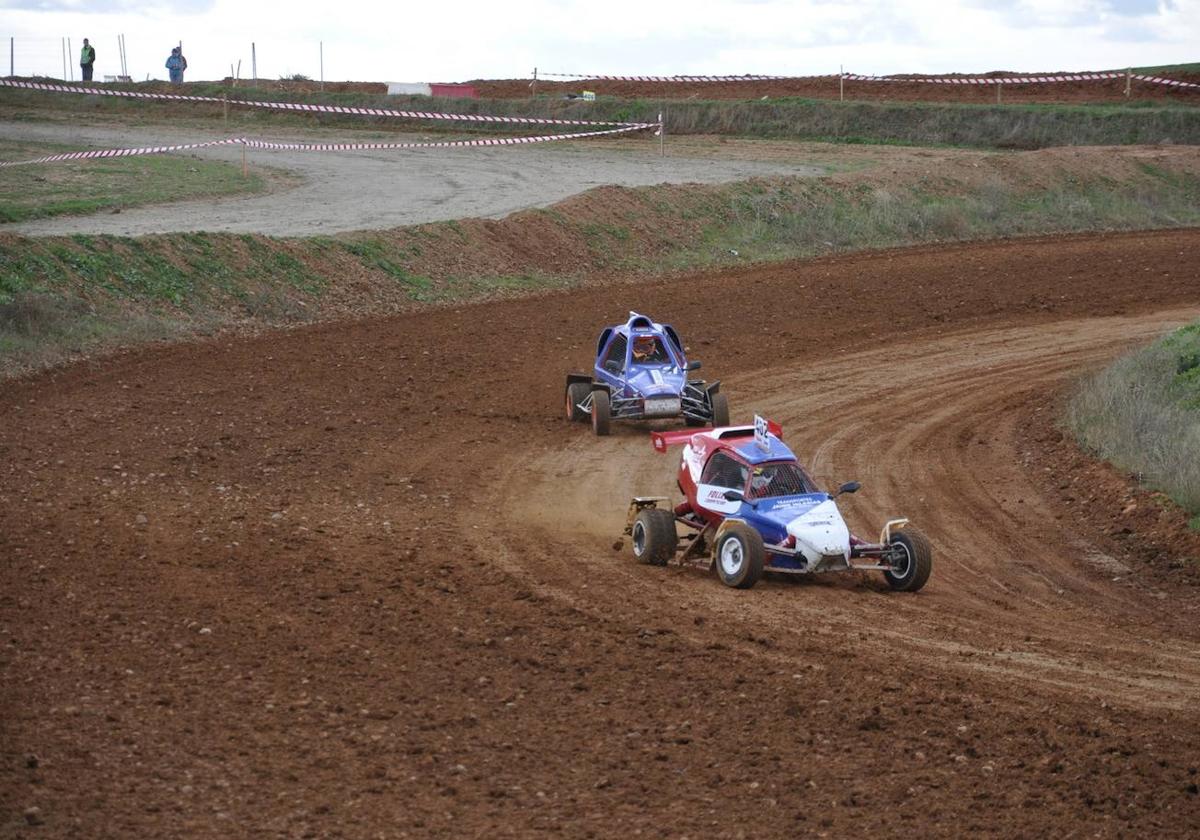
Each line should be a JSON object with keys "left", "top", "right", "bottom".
{"left": 475, "top": 72, "right": 1200, "bottom": 104}
{"left": 2, "top": 230, "right": 1200, "bottom": 836}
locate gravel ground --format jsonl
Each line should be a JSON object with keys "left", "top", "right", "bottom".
{"left": 0, "top": 121, "right": 822, "bottom": 236}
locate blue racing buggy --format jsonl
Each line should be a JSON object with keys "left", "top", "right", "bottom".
{"left": 565, "top": 312, "right": 730, "bottom": 435}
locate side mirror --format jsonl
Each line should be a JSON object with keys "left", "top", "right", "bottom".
{"left": 603, "top": 360, "right": 621, "bottom": 374}
{"left": 686, "top": 360, "right": 702, "bottom": 372}
{"left": 834, "top": 481, "right": 861, "bottom": 497}
{"left": 722, "top": 489, "right": 745, "bottom": 503}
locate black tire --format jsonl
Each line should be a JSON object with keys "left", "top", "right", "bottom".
{"left": 685, "top": 382, "right": 707, "bottom": 426}
{"left": 713, "top": 522, "right": 765, "bottom": 589}
{"left": 883, "top": 527, "right": 933, "bottom": 592}
{"left": 591, "top": 389, "right": 611, "bottom": 436}
{"left": 631, "top": 508, "right": 678, "bottom": 567}
{"left": 710, "top": 392, "right": 730, "bottom": 427}
{"left": 565, "top": 382, "right": 590, "bottom": 423}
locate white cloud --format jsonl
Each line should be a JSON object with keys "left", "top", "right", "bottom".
{"left": 1, "top": 0, "right": 1195, "bottom": 83}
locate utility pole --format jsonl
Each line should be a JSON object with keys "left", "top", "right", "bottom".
{"left": 320, "top": 41, "right": 324, "bottom": 92}
{"left": 252, "top": 42, "right": 257, "bottom": 87}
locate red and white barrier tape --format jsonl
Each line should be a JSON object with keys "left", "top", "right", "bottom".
{"left": 541, "top": 70, "right": 1199, "bottom": 89}
{"left": 0, "top": 124, "right": 656, "bottom": 168}
{"left": 1132, "top": 73, "right": 1200, "bottom": 89}
{"left": 240, "top": 123, "right": 651, "bottom": 152}
{"left": 0, "top": 137, "right": 247, "bottom": 167}
{"left": 541, "top": 71, "right": 834, "bottom": 82}
{"left": 0, "top": 78, "right": 654, "bottom": 127}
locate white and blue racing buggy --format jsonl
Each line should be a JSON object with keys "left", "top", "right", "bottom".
{"left": 565, "top": 312, "right": 730, "bottom": 436}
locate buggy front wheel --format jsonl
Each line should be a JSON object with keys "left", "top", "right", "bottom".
{"left": 710, "top": 392, "right": 730, "bottom": 427}
{"left": 883, "top": 527, "right": 933, "bottom": 592}
{"left": 591, "top": 389, "right": 611, "bottom": 436}
{"left": 714, "top": 522, "right": 764, "bottom": 589}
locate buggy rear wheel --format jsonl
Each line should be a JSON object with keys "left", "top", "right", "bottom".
{"left": 632, "top": 508, "right": 678, "bottom": 567}
{"left": 883, "top": 527, "right": 933, "bottom": 592}
{"left": 710, "top": 392, "right": 730, "bottom": 427}
{"left": 591, "top": 389, "right": 611, "bottom": 436}
{"left": 714, "top": 522, "right": 764, "bottom": 589}
{"left": 565, "top": 382, "right": 590, "bottom": 423}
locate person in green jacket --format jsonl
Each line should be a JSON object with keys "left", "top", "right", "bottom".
{"left": 80, "top": 39, "right": 95, "bottom": 82}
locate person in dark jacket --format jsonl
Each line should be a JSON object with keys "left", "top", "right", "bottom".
{"left": 166, "top": 47, "right": 187, "bottom": 84}
{"left": 80, "top": 39, "right": 95, "bottom": 81}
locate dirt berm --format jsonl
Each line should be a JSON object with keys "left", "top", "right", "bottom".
{"left": 2, "top": 230, "right": 1200, "bottom": 837}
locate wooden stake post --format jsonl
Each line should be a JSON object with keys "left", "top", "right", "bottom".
{"left": 1125, "top": 68, "right": 1131, "bottom": 98}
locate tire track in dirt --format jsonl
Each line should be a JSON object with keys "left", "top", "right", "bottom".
{"left": 4, "top": 230, "right": 1200, "bottom": 837}
{"left": 485, "top": 307, "right": 1200, "bottom": 713}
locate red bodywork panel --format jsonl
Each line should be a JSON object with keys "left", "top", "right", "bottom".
{"left": 650, "top": 420, "right": 782, "bottom": 454}
{"left": 652, "top": 422, "right": 786, "bottom": 527}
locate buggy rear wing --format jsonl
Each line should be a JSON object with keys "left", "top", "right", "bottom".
{"left": 651, "top": 419, "right": 782, "bottom": 453}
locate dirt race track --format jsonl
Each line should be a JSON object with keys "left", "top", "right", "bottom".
{"left": 3, "top": 230, "right": 1200, "bottom": 837}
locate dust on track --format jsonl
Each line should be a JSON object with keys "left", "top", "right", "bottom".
{"left": 2, "top": 230, "right": 1200, "bottom": 837}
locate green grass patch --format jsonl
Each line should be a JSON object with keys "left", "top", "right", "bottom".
{"left": 1129, "top": 62, "right": 1200, "bottom": 75}
{"left": 1066, "top": 320, "right": 1200, "bottom": 518}
{"left": 0, "top": 139, "right": 268, "bottom": 223}
{"left": 4, "top": 84, "right": 1200, "bottom": 150}
{"left": 4, "top": 146, "right": 1200, "bottom": 377}
{"left": 678, "top": 168, "right": 1200, "bottom": 267}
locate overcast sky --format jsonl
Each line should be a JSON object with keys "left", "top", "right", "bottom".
{"left": 2, "top": 0, "right": 1196, "bottom": 84}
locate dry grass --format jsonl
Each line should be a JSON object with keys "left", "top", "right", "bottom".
{"left": 1066, "top": 322, "right": 1200, "bottom": 521}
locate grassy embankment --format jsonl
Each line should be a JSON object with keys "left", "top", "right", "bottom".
{"left": 3, "top": 83, "right": 1200, "bottom": 150}
{"left": 3, "top": 148, "right": 1200, "bottom": 376}
{"left": 0, "top": 138, "right": 270, "bottom": 222}
{"left": 1066, "top": 321, "right": 1200, "bottom": 529}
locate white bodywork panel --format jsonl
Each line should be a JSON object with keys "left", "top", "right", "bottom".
{"left": 785, "top": 499, "right": 851, "bottom": 566}
{"left": 695, "top": 483, "right": 743, "bottom": 515}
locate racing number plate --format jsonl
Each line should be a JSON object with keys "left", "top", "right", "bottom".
{"left": 644, "top": 397, "right": 681, "bottom": 416}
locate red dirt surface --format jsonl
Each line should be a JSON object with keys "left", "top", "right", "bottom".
{"left": 3, "top": 230, "right": 1200, "bottom": 837}
{"left": 475, "top": 73, "right": 1200, "bottom": 105}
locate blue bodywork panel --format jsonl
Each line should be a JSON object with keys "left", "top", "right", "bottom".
{"left": 594, "top": 312, "right": 691, "bottom": 403}
{"left": 735, "top": 493, "right": 828, "bottom": 547}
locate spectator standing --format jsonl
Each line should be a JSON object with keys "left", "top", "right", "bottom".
{"left": 80, "top": 39, "right": 95, "bottom": 82}
{"left": 166, "top": 46, "right": 188, "bottom": 84}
